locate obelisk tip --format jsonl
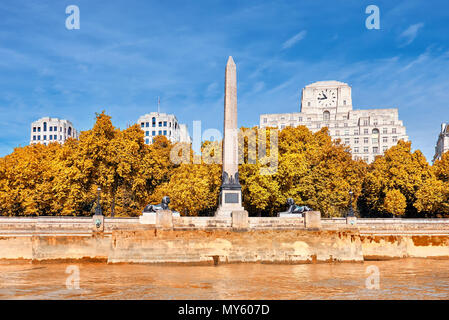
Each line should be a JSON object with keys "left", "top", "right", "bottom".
{"left": 227, "top": 56, "right": 235, "bottom": 66}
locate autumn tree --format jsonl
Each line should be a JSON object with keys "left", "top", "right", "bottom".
{"left": 359, "top": 140, "right": 434, "bottom": 217}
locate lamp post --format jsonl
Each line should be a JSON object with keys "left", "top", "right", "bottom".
{"left": 95, "top": 187, "right": 103, "bottom": 216}
{"left": 348, "top": 190, "right": 355, "bottom": 217}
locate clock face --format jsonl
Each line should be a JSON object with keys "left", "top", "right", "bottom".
{"left": 317, "top": 89, "right": 337, "bottom": 107}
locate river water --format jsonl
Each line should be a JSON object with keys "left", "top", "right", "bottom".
{"left": 0, "top": 259, "right": 448, "bottom": 299}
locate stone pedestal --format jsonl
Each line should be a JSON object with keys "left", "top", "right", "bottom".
{"left": 92, "top": 215, "right": 104, "bottom": 233}
{"left": 139, "top": 212, "right": 156, "bottom": 225}
{"left": 346, "top": 216, "right": 357, "bottom": 227}
{"left": 304, "top": 211, "right": 321, "bottom": 229}
{"left": 216, "top": 188, "right": 245, "bottom": 217}
{"left": 278, "top": 212, "right": 303, "bottom": 218}
{"left": 156, "top": 210, "right": 174, "bottom": 229}
{"left": 232, "top": 210, "right": 248, "bottom": 231}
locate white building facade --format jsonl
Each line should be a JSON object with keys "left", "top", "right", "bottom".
{"left": 434, "top": 123, "right": 449, "bottom": 162}
{"left": 30, "top": 117, "right": 78, "bottom": 146}
{"left": 259, "top": 81, "right": 408, "bottom": 163}
{"left": 137, "top": 112, "right": 191, "bottom": 145}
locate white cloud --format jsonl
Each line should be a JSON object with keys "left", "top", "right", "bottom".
{"left": 282, "top": 31, "right": 307, "bottom": 50}
{"left": 399, "top": 23, "right": 424, "bottom": 47}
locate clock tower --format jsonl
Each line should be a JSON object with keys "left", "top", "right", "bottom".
{"left": 300, "top": 81, "right": 353, "bottom": 117}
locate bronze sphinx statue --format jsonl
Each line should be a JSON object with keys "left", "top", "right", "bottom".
{"left": 143, "top": 196, "right": 171, "bottom": 213}
{"left": 285, "top": 198, "right": 312, "bottom": 214}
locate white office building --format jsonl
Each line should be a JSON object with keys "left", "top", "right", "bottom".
{"left": 30, "top": 117, "right": 78, "bottom": 146}
{"left": 137, "top": 112, "right": 191, "bottom": 145}
{"left": 434, "top": 123, "right": 449, "bottom": 162}
{"left": 259, "top": 81, "right": 408, "bottom": 163}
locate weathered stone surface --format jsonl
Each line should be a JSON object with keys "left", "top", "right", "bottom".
{"left": 92, "top": 215, "right": 104, "bottom": 232}
{"left": 232, "top": 210, "right": 248, "bottom": 230}
{"left": 156, "top": 210, "right": 174, "bottom": 229}
{"left": 304, "top": 211, "right": 321, "bottom": 229}
{"left": 346, "top": 216, "right": 357, "bottom": 227}
{"left": 108, "top": 229, "right": 363, "bottom": 264}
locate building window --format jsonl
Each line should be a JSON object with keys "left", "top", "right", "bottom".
{"left": 373, "top": 147, "right": 379, "bottom": 154}
{"left": 38, "top": 127, "right": 41, "bottom": 132}
{"left": 159, "top": 122, "right": 162, "bottom": 127}
{"left": 33, "top": 127, "right": 36, "bottom": 132}
{"left": 364, "top": 137, "right": 369, "bottom": 144}
{"left": 298, "top": 117, "right": 302, "bottom": 122}
{"left": 393, "top": 136, "right": 398, "bottom": 143}
{"left": 68, "top": 127, "right": 72, "bottom": 136}
{"left": 363, "top": 120, "right": 368, "bottom": 126}
{"left": 145, "top": 131, "right": 149, "bottom": 136}
{"left": 169, "top": 131, "right": 171, "bottom": 136}
{"left": 158, "top": 130, "right": 162, "bottom": 135}
{"left": 43, "top": 135, "right": 47, "bottom": 140}
{"left": 364, "top": 147, "right": 369, "bottom": 153}
{"left": 354, "top": 138, "right": 359, "bottom": 144}
{"left": 163, "top": 130, "right": 167, "bottom": 135}
{"left": 38, "top": 136, "right": 41, "bottom": 140}
{"left": 50, "top": 126, "right": 53, "bottom": 132}
{"left": 33, "top": 136, "right": 36, "bottom": 141}
{"left": 392, "top": 128, "right": 397, "bottom": 134}
{"left": 54, "top": 135, "right": 57, "bottom": 140}
{"left": 364, "top": 156, "right": 369, "bottom": 162}
{"left": 145, "top": 139, "right": 149, "bottom": 144}
{"left": 49, "top": 135, "right": 52, "bottom": 140}
{"left": 364, "top": 129, "right": 369, "bottom": 134}
{"left": 335, "top": 130, "right": 340, "bottom": 136}
{"left": 281, "top": 125, "right": 285, "bottom": 129}
{"left": 383, "top": 146, "right": 388, "bottom": 152}
{"left": 43, "top": 122, "right": 47, "bottom": 131}
{"left": 345, "top": 138, "right": 350, "bottom": 145}
{"left": 317, "top": 123, "right": 321, "bottom": 128}
{"left": 373, "top": 120, "right": 378, "bottom": 125}
{"left": 343, "top": 100, "right": 346, "bottom": 105}
{"left": 345, "top": 130, "right": 349, "bottom": 136}
{"left": 53, "top": 126, "right": 57, "bottom": 131}
{"left": 344, "top": 123, "right": 348, "bottom": 127}
{"left": 141, "top": 122, "right": 145, "bottom": 128}
{"left": 152, "top": 131, "right": 156, "bottom": 136}
{"left": 60, "top": 135, "right": 62, "bottom": 140}
{"left": 145, "top": 122, "right": 149, "bottom": 128}
{"left": 152, "top": 117, "right": 156, "bottom": 127}
{"left": 354, "top": 130, "right": 359, "bottom": 135}
{"left": 163, "top": 121, "right": 167, "bottom": 127}
{"left": 323, "top": 111, "right": 330, "bottom": 121}
{"left": 383, "top": 137, "right": 388, "bottom": 143}
{"left": 383, "top": 128, "right": 388, "bottom": 134}
{"left": 354, "top": 147, "right": 359, "bottom": 153}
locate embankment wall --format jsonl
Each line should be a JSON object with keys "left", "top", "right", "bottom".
{"left": 0, "top": 216, "right": 449, "bottom": 264}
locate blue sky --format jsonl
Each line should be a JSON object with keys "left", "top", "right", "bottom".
{"left": 0, "top": 0, "right": 448, "bottom": 161}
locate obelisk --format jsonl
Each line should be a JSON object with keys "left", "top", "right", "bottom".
{"left": 215, "top": 56, "right": 245, "bottom": 217}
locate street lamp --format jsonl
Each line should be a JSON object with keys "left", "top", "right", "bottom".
{"left": 348, "top": 190, "right": 355, "bottom": 217}
{"left": 95, "top": 187, "right": 103, "bottom": 216}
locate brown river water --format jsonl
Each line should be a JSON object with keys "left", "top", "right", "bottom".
{"left": 0, "top": 258, "right": 448, "bottom": 299}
